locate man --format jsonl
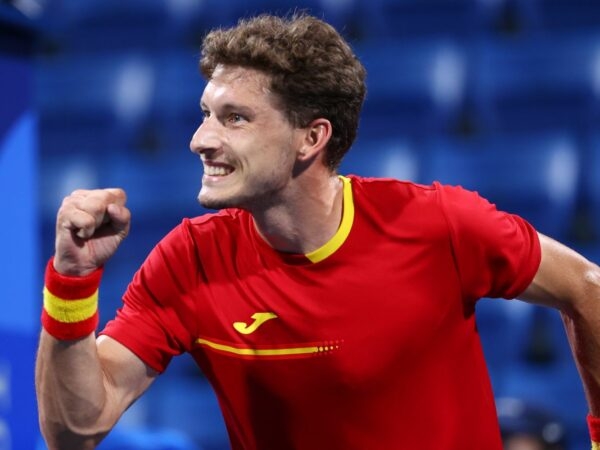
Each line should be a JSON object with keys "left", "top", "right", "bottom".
{"left": 36, "top": 13, "right": 600, "bottom": 450}
{"left": 497, "top": 397, "right": 567, "bottom": 450}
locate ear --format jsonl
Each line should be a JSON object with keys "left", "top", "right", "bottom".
{"left": 297, "top": 118, "right": 332, "bottom": 163}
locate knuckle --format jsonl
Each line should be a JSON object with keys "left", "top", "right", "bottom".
{"left": 107, "top": 187, "right": 127, "bottom": 202}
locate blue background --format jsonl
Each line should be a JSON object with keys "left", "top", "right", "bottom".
{"left": 0, "top": 9, "right": 39, "bottom": 448}
{"left": 1, "top": 0, "right": 600, "bottom": 448}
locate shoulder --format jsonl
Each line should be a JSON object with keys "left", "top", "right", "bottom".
{"left": 186, "top": 208, "right": 248, "bottom": 231}
{"left": 347, "top": 174, "right": 506, "bottom": 233}
{"left": 139, "top": 208, "right": 252, "bottom": 286}
{"left": 168, "top": 208, "right": 249, "bottom": 241}
{"left": 345, "top": 175, "right": 450, "bottom": 238}
{"left": 346, "top": 174, "right": 480, "bottom": 211}
{"left": 346, "top": 174, "right": 480, "bottom": 199}
{"left": 154, "top": 208, "right": 250, "bottom": 259}
{"left": 346, "top": 174, "right": 438, "bottom": 204}
{"left": 347, "top": 174, "right": 435, "bottom": 193}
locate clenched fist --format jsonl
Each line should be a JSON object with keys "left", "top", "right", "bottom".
{"left": 54, "top": 188, "right": 131, "bottom": 276}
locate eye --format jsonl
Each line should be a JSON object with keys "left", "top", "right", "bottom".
{"left": 201, "top": 110, "right": 210, "bottom": 122}
{"left": 227, "top": 113, "right": 245, "bottom": 124}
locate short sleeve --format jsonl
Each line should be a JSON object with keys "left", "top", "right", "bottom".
{"left": 437, "top": 183, "right": 541, "bottom": 302}
{"left": 100, "top": 219, "right": 199, "bottom": 373}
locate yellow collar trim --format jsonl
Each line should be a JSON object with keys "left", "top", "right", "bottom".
{"left": 304, "top": 176, "right": 354, "bottom": 263}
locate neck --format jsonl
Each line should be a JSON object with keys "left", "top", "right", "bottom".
{"left": 252, "top": 172, "right": 344, "bottom": 255}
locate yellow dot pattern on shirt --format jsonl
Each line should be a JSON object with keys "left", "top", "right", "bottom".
{"left": 317, "top": 340, "right": 343, "bottom": 355}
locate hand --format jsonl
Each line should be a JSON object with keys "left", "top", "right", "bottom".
{"left": 54, "top": 188, "right": 131, "bottom": 276}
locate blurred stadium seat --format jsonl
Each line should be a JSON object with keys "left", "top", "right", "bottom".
{"left": 353, "top": 0, "right": 499, "bottom": 38}
{"left": 523, "top": 0, "right": 600, "bottom": 34}
{"left": 478, "top": 300, "right": 587, "bottom": 450}
{"left": 151, "top": 50, "right": 204, "bottom": 150}
{"left": 499, "top": 330, "right": 588, "bottom": 450}
{"left": 471, "top": 33, "right": 600, "bottom": 133}
{"left": 355, "top": 38, "right": 469, "bottom": 139}
{"left": 476, "top": 299, "right": 537, "bottom": 393}
{"left": 98, "top": 147, "right": 202, "bottom": 221}
{"left": 32, "top": 1, "right": 600, "bottom": 448}
{"left": 420, "top": 131, "right": 580, "bottom": 241}
{"left": 587, "top": 134, "right": 600, "bottom": 231}
{"left": 139, "top": 375, "right": 230, "bottom": 450}
{"left": 37, "top": 426, "right": 202, "bottom": 450}
{"left": 97, "top": 426, "right": 201, "bottom": 450}
{"left": 165, "top": 0, "right": 363, "bottom": 44}
{"left": 496, "top": 396, "right": 568, "bottom": 450}
{"left": 341, "top": 135, "right": 421, "bottom": 181}
{"left": 44, "top": 0, "right": 170, "bottom": 52}
{"left": 36, "top": 52, "right": 156, "bottom": 152}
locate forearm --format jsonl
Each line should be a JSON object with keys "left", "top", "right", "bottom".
{"left": 522, "top": 236, "right": 600, "bottom": 413}
{"left": 36, "top": 188, "right": 138, "bottom": 449}
{"left": 561, "top": 266, "right": 600, "bottom": 415}
{"left": 36, "top": 330, "right": 117, "bottom": 450}
{"left": 36, "top": 258, "right": 119, "bottom": 449}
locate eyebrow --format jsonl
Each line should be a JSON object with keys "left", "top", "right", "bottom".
{"left": 200, "top": 100, "right": 255, "bottom": 117}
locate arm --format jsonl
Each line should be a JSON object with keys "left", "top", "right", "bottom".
{"left": 520, "top": 233, "right": 600, "bottom": 415}
{"left": 35, "top": 188, "right": 158, "bottom": 449}
{"left": 36, "top": 333, "right": 157, "bottom": 449}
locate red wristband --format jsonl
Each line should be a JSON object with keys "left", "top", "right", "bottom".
{"left": 41, "top": 257, "right": 103, "bottom": 340}
{"left": 588, "top": 414, "right": 600, "bottom": 449}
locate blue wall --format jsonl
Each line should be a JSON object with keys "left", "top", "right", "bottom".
{"left": 0, "top": 12, "right": 40, "bottom": 450}
{"left": 30, "top": 1, "right": 600, "bottom": 449}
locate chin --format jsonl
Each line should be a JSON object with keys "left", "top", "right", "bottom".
{"left": 198, "top": 196, "right": 231, "bottom": 210}
{"left": 198, "top": 184, "right": 279, "bottom": 212}
{"left": 198, "top": 189, "right": 241, "bottom": 210}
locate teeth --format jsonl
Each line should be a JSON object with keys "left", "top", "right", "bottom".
{"left": 204, "top": 165, "right": 233, "bottom": 176}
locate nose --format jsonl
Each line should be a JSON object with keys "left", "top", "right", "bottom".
{"left": 189, "top": 118, "right": 221, "bottom": 155}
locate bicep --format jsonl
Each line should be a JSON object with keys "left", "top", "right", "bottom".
{"left": 97, "top": 335, "right": 158, "bottom": 414}
{"left": 519, "top": 233, "right": 597, "bottom": 312}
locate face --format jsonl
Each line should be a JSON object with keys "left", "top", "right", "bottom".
{"left": 190, "top": 65, "right": 304, "bottom": 211}
{"left": 503, "top": 434, "right": 546, "bottom": 450}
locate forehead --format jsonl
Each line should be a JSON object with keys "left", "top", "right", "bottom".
{"left": 202, "top": 65, "right": 274, "bottom": 104}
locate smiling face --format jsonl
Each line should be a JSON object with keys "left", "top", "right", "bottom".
{"left": 190, "top": 65, "right": 305, "bottom": 211}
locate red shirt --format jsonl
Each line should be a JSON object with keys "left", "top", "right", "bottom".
{"left": 101, "top": 175, "right": 541, "bottom": 450}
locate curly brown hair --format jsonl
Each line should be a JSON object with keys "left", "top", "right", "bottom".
{"left": 199, "top": 13, "right": 367, "bottom": 171}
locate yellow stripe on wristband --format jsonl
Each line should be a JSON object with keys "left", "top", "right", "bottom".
{"left": 43, "top": 287, "right": 99, "bottom": 323}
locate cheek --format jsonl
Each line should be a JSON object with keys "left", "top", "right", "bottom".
{"left": 237, "top": 127, "right": 298, "bottom": 172}
{"left": 271, "top": 146, "right": 297, "bottom": 175}
{"left": 255, "top": 137, "right": 296, "bottom": 166}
